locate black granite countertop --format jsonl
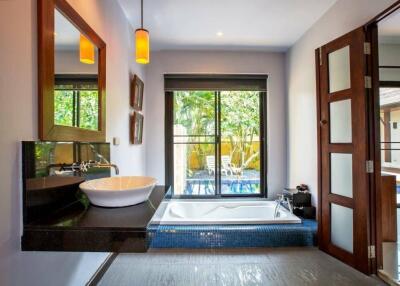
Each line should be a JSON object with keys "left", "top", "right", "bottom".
{"left": 22, "top": 186, "right": 169, "bottom": 252}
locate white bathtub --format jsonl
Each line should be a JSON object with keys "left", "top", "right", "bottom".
{"left": 151, "top": 199, "right": 301, "bottom": 225}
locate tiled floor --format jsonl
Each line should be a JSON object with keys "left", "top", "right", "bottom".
{"left": 98, "top": 247, "right": 384, "bottom": 286}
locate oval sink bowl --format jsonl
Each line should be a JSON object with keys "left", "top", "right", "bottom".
{"left": 79, "top": 176, "right": 157, "bottom": 207}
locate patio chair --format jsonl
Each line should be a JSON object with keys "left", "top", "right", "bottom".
{"left": 221, "top": 155, "right": 242, "bottom": 176}
{"left": 207, "top": 155, "right": 242, "bottom": 176}
{"left": 206, "top": 155, "right": 228, "bottom": 176}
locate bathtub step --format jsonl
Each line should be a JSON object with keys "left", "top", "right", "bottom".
{"left": 147, "top": 220, "right": 317, "bottom": 249}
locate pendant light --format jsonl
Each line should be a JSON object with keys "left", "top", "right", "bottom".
{"left": 79, "top": 34, "right": 95, "bottom": 64}
{"left": 135, "top": 0, "right": 150, "bottom": 64}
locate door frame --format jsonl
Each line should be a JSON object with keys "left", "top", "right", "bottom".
{"left": 364, "top": 0, "right": 400, "bottom": 274}
{"left": 315, "top": 0, "right": 400, "bottom": 275}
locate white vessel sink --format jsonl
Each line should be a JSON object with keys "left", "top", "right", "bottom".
{"left": 79, "top": 176, "right": 157, "bottom": 207}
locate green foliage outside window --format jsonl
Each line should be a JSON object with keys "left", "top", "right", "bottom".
{"left": 54, "top": 80, "right": 98, "bottom": 131}
{"left": 79, "top": 90, "right": 99, "bottom": 130}
{"left": 54, "top": 90, "right": 74, "bottom": 127}
{"left": 173, "top": 90, "right": 261, "bottom": 171}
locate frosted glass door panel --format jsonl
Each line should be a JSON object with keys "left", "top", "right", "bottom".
{"left": 328, "top": 46, "right": 351, "bottom": 93}
{"left": 331, "top": 203, "right": 353, "bottom": 253}
{"left": 330, "top": 153, "right": 353, "bottom": 198}
{"left": 330, "top": 99, "right": 352, "bottom": 143}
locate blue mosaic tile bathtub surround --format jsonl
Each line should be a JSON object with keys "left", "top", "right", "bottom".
{"left": 147, "top": 219, "right": 317, "bottom": 249}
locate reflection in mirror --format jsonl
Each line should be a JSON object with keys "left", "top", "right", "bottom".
{"left": 54, "top": 10, "right": 99, "bottom": 131}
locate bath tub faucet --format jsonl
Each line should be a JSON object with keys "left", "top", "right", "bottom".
{"left": 274, "top": 194, "right": 293, "bottom": 218}
{"left": 274, "top": 195, "right": 283, "bottom": 218}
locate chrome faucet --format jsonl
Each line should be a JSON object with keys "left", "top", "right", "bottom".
{"left": 47, "top": 160, "right": 119, "bottom": 175}
{"left": 274, "top": 194, "right": 284, "bottom": 218}
{"left": 274, "top": 194, "right": 293, "bottom": 218}
{"left": 93, "top": 162, "right": 120, "bottom": 175}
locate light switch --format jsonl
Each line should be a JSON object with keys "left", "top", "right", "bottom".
{"left": 113, "top": 137, "right": 120, "bottom": 146}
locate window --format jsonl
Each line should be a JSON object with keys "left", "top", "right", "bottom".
{"left": 165, "top": 75, "right": 267, "bottom": 197}
{"left": 380, "top": 82, "right": 400, "bottom": 206}
{"left": 54, "top": 75, "right": 99, "bottom": 131}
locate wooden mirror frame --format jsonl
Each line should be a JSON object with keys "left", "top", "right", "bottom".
{"left": 38, "top": 0, "right": 106, "bottom": 142}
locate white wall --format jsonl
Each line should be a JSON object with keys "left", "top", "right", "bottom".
{"left": 0, "top": 0, "right": 144, "bottom": 285}
{"left": 144, "top": 51, "right": 287, "bottom": 199}
{"left": 286, "top": 0, "right": 398, "bottom": 206}
{"left": 55, "top": 50, "right": 98, "bottom": 74}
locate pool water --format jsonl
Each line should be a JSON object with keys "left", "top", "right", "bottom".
{"left": 183, "top": 170, "right": 260, "bottom": 195}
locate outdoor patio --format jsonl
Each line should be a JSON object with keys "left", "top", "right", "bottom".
{"left": 182, "top": 169, "right": 260, "bottom": 195}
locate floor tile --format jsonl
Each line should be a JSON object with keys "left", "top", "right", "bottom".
{"left": 99, "top": 248, "right": 384, "bottom": 286}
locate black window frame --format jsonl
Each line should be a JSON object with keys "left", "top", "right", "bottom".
{"left": 164, "top": 74, "right": 268, "bottom": 198}
{"left": 54, "top": 74, "right": 99, "bottom": 130}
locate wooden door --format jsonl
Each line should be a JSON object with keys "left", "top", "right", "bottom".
{"left": 316, "top": 27, "right": 372, "bottom": 274}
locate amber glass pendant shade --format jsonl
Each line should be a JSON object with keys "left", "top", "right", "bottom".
{"left": 79, "top": 34, "right": 95, "bottom": 64}
{"left": 135, "top": 29, "right": 150, "bottom": 64}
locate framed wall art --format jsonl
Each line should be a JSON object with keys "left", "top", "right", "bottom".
{"left": 130, "top": 74, "right": 144, "bottom": 111}
{"left": 130, "top": 111, "right": 143, "bottom": 144}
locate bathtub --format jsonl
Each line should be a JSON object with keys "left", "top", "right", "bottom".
{"left": 151, "top": 199, "right": 301, "bottom": 225}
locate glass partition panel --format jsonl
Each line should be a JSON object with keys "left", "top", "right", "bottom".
{"left": 328, "top": 46, "right": 351, "bottom": 93}
{"left": 220, "top": 91, "right": 261, "bottom": 195}
{"left": 170, "top": 88, "right": 265, "bottom": 197}
{"left": 330, "top": 153, "right": 353, "bottom": 198}
{"left": 173, "top": 91, "right": 216, "bottom": 196}
{"left": 331, "top": 203, "right": 354, "bottom": 253}
{"left": 330, "top": 99, "right": 352, "bottom": 143}
{"left": 173, "top": 143, "right": 216, "bottom": 196}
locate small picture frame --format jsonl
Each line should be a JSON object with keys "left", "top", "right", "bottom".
{"left": 130, "top": 74, "right": 144, "bottom": 111}
{"left": 130, "top": 111, "right": 144, "bottom": 144}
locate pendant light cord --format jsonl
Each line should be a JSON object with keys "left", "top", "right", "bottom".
{"left": 141, "top": 0, "right": 143, "bottom": 28}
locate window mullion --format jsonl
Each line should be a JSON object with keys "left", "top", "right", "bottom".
{"left": 76, "top": 90, "right": 80, "bottom": 128}
{"left": 72, "top": 90, "right": 77, "bottom": 127}
{"left": 216, "top": 91, "right": 222, "bottom": 196}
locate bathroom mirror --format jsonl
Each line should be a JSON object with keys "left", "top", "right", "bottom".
{"left": 38, "top": 0, "right": 106, "bottom": 142}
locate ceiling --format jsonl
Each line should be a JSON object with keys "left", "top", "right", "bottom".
{"left": 118, "top": 0, "right": 337, "bottom": 52}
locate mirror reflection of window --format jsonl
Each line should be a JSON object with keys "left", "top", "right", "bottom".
{"left": 54, "top": 9, "right": 99, "bottom": 131}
